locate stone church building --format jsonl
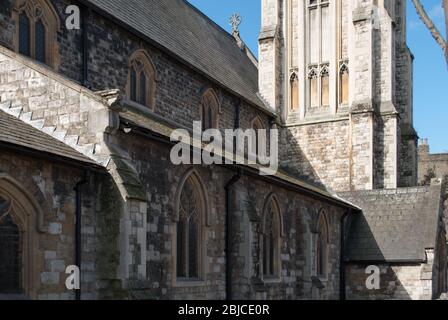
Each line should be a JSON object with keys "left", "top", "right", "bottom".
{"left": 419, "top": 139, "right": 448, "bottom": 186}
{"left": 0, "top": 0, "right": 446, "bottom": 300}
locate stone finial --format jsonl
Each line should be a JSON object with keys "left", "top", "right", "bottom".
{"left": 228, "top": 13, "right": 257, "bottom": 67}
{"left": 229, "top": 13, "right": 242, "bottom": 35}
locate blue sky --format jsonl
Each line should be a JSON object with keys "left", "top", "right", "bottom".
{"left": 188, "top": 0, "right": 448, "bottom": 153}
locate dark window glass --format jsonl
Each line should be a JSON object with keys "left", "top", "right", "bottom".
{"left": 176, "top": 219, "right": 186, "bottom": 278}
{"left": 35, "top": 20, "right": 46, "bottom": 63}
{"left": 263, "top": 207, "right": 277, "bottom": 277}
{"left": 201, "top": 93, "right": 219, "bottom": 131}
{"left": 263, "top": 234, "right": 275, "bottom": 276}
{"left": 19, "top": 13, "right": 30, "bottom": 57}
{"left": 139, "top": 72, "right": 146, "bottom": 106}
{"left": 263, "top": 236, "right": 269, "bottom": 275}
{"left": 316, "top": 217, "right": 328, "bottom": 277}
{"left": 317, "top": 234, "right": 325, "bottom": 275}
{"left": 0, "top": 214, "right": 21, "bottom": 293}
{"left": 208, "top": 107, "right": 213, "bottom": 130}
{"left": 177, "top": 180, "right": 200, "bottom": 280}
{"left": 201, "top": 105, "right": 214, "bottom": 131}
{"left": 202, "top": 105, "right": 208, "bottom": 131}
{"left": 188, "top": 214, "right": 198, "bottom": 279}
{"left": 252, "top": 122, "right": 263, "bottom": 157}
{"left": 130, "top": 68, "right": 137, "bottom": 102}
{"left": 269, "top": 233, "right": 274, "bottom": 275}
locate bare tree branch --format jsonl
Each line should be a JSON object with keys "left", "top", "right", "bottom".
{"left": 411, "top": 0, "right": 448, "bottom": 66}
{"left": 444, "top": 0, "right": 448, "bottom": 47}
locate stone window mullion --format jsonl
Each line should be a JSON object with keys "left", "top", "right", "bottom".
{"left": 307, "top": 0, "right": 330, "bottom": 110}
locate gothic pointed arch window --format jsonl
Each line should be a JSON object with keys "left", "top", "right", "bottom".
{"left": 316, "top": 211, "right": 329, "bottom": 278}
{"left": 261, "top": 195, "right": 282, "bottom": 280}
{"left": 200, "top": 89, "right": 220, "bottom": 130}
{"left": 127, "top": 50, "right": 157, "bottom": 109}
{"left": 320, "top": 66, "right": 330, "bottom": 107}
{"left": 290, "top": 72, "right": 299, "bottom": 112}
{"left": 0, "top": 197, "right": 21, "bottom": 294}
{"left": 339, "top": 63, "right": 349, "bottom": 105}
{"left": 308, "top": 68, "right": 319, "bottom": 108}
{"left": 0, "top": 175, "right": 44, "bottom": 299}
{"left": 13, "top": 0, "right": 61, "bottom": 69}
{"left": 175, "top": 171, "right": 207, "bottom": 281}
{"left": 251, "top": 116, "right": 264, "bottom": 132}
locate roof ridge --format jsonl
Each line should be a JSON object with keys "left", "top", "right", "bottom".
{"left": 181, "top": 0, "right": 238, "bottom": 44}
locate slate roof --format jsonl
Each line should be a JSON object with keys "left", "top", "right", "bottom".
{"left": 0, "top": 109, "right": 98, "bottom": 166}
{"left": 340, "top": 185, "right": 443, "bottom": 263}
{"left": 83, "top": 0, "right": 264, "bottom": 109}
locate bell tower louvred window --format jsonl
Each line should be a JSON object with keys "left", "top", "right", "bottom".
{"left": 307, "top": 0, "right": 330, "bottom": 110}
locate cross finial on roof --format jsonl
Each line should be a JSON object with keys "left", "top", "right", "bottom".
{"left": 229, "top": 13, "right": 242, "bottom": 34}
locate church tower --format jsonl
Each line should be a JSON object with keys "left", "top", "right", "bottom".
{"left": 259, "top": 0, "right": 418, "bottom": 191}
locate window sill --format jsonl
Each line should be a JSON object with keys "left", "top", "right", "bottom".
{"left": 261, "top": 277, "right": 282, "bottom": 284}
{"left": 318, "top": 276, "right": 328, "bottom": 282}
{"left": 311, "top": 275, "right": 327, "bottom": 289}
{"left": 174, "top": 280, "right": 206, "bottom": 288}
{"left": 0, "top": 293, "right": 30, "bottom": 300}
{"left": 123, "top": 97, "right": 153, "bottom": 111}
{"left": 315, "top": 275, "right": 329, "bottom": 284}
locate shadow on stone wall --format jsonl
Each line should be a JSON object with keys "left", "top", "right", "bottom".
{"left": 345, "top": 214, "right": 412, "bottom": 300}
{"left": 279, "top": 128, "right": 328, "bottom": 191}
